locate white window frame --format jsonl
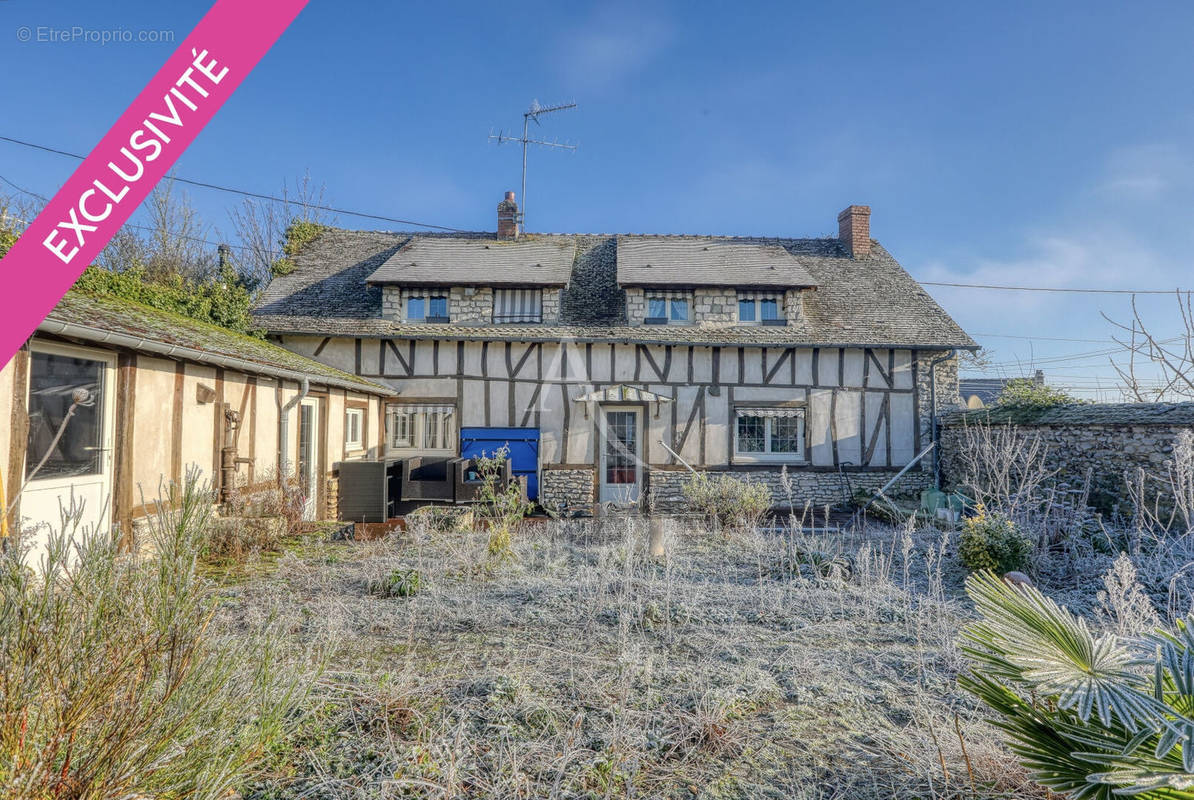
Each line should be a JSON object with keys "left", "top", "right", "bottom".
{"left": 493, "top": 288, "right": 543, "bottom": 324}
{"left": 732, "top": 406, "right": 806, "bottom": 463}
{"left": 386, "top": 404, "right": 456, "bottom": 456}
{"left": 737, "top": 292, "right": 784, "bottom": 325}
{"left": 389, "top": 408, "right": 413, "bottom": 448}
{"left": 644, "top": 291, "right": 691, "bottom": 325}
{"left": 403, "top": 289, "right": 450, "bottom": 323}
{"left": 344, "top": 407, "right": 364, "bottom": 451}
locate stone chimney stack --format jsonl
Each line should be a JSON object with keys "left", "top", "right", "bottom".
{"left": 837, "top": 205, "right": 871, "bottom": 258}
{"left": 497, "top": 191, "right": 520, "bottom": 240}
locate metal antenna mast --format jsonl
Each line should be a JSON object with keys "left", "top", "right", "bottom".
{"left": 489, "top": 100, "right": 577, "bottom": 228}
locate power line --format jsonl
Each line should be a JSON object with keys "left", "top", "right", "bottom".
{"left": 921, "top": 280, "right": 1190, "bottom": 295}
{"left": 0, "top": 172, "right": 255, "bottom": 254}
{"left": 9, "top": 132, "right": 1194, "bottom": 296}
{"left": 0, "top": 133, "right": 468, "bottom": 233}
{"left": 972, "top": 331, "right": 1117, "bottom": 343}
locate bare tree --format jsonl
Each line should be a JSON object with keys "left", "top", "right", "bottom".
{"left": 959, "top": 347, "right": 993, "bottom": 373}
{"left": 98, "top": 228, "right": 149, "bottom": 273}
{"left": 226, "top": 171, "right": 334, "bottom": 289}
{"left": 1106, "top": 293, "right": 1194, "bottom": 401}
{"left": 143, "top": 175, "right": 215, "bottom": 281}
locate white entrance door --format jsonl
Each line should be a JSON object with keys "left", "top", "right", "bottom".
{"left": 599, "top": 407, "right": 642, "bottom": 504}
{"left": 297, "top": 398, "right": 320, "bottom": 521}
{"left": 20, "top": 342, "right": 117, "bottom": 565}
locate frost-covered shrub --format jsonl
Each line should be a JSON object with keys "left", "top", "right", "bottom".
{"left": 682, "top": 473, "right": 772, "bottom": 529}
{"left": 958, "top": 503, "right": 1033, "bottom": 574}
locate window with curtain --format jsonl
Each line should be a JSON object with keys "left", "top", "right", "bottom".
{"left": 493, "top": 288, "right": 543, "bottom": 323}
{"left": 733, "top": 407, "right": 805, "bottom": 461}
{"left": 644, "top": 291, "right": 690, "bottom": 325}
{"left": 403, "top": 289, "right": 450, "bottom": 322}
{"left": 737, "top": 292, "right": 784, "bottom": 325}
{"left": 386, "top": 404, "right": 456, "bottom": 453}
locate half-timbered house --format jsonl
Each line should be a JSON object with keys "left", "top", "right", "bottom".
{"left": 254, "top": 195, "right": 975, "bottom": 511}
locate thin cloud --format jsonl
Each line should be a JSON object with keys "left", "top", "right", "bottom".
{"left": 552, "top": 5, "right": 675, "bottom": 90}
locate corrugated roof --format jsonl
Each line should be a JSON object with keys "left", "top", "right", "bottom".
{"left": 616, "top": 236, "right": 817, "bottom": 288}
{"left": 41, "top": 290, "right": 396, "bottom": 396}
{"left": 573, "top": 385, "right": 674, "bottom": 403}
{"left": 255, "top": 229, "right": 976, "bottom": 350}
{"left": 366, "top": 236, "right": 575, "bottom": 286}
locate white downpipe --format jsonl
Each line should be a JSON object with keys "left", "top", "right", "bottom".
{"left": 279, "top": 377, "right": 310, "bottom": 479}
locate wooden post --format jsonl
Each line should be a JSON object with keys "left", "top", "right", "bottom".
{"left": 648, "top": 515, "right": 667, "bottom": 559}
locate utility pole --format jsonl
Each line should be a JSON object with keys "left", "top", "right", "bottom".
{"left": 489, "top": 100, "right": 577, "bottom": 229}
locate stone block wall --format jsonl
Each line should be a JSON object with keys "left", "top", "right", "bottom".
{"left": 381, "top": 285, "right": 403, "bottom": 320}
{"left": 692, "top": 289, "right": 738, "bottom": 326}
{"left": 540, "top": 467, "right": 595, "bottom": 511}
{"left": 625, "top": 288, "right": 648, "bottom": 325}
{"left": 381, "top": 285, "right": 562, "bottom": 325}
{"left": 541, "top": 288, "right": 562, "bottom": 324}
{"left": 646, "top": 466, "right": 933, "bottom": 513}
{"left": 326, "top": 476, "right": 339, "bottom": 520}
{"left": 783, "top": 289, "right": 806, "bottom": 324}
{"left": 940, "top": 407, "right": 1194, "bottom": 513}
{"left": 915, "top": 350, "right": 961, "bottom": 471}
{"left": 449, "top": 287, "right": 494, "bottom": 324}
{"left": 625, "top": 288, "right": 800, "bottom": 327}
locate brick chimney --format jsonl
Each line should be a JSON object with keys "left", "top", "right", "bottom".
{"left": 837, "top": 205, "right": 871, "bottom": 258}
{"left": 497, "top": 191, "right": 520, "bottom": 240}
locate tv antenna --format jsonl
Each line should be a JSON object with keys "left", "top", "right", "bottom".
{"left": 489, "top": 99, "right": 578, "bottom": 228}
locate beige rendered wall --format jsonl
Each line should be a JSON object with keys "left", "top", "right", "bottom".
{"left": 178, "top": 363, "right": 218, "bottom": 483}
{"left": 130, "top": 356, "right": 176, "bottom": 494}
{"left": 0, "top": 351, "right": 18, "bottom": 517}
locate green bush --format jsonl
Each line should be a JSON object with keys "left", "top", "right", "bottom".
{"left": 958, "top": 503, "right": 1032, "bottom": 574}
{"left": 270, "top": 220, "right": 326, "bottom": 277}
{"left": 995, "top": 378, "right": 1083, "bottom": 410}
{"left": 370, "top": 568, "right": 422, "bottom": 598}
{"left": 474, "top": 447, "right": 533, "bottom": 562}
{"left": 961, "top": 571, "right": 1194, "bottom": 799}
{"left": 0, "top": 473, "right": 304, "bottom": 799}
{"left": 682, "top": 472, "right": 772, "bottom": 529}
{"left": 74, "top": 262, "right": 260, "bottom": 336}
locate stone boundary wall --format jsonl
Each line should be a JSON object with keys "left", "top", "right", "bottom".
{"left": 540, "top": 467, "right": 595, "bottom": 512}
{"left": 539, "top": 464, "right": 932, "bottom": 514}
{"left": 939, "top": 403, "right": 1194, "bottom": 512}
{"left": 646, "top": 467, "right": 932, "bottom": 513}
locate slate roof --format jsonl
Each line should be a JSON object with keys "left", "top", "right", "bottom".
{"left": 959, "top": 378, "right": 1014, "bottom": 406}
{"left": 254, "top": 228, "right": 976, "bottom": 350}
{"left": 616, "top": 237, "right": 817, "bottom": 289}
{"left": 944, "top": 402, "right": 1194, "bottom": 426}
{"left": 367, "top": 236, "right": 575, "bottom": 287}
{"left": 40, "top": 289, "right": 396, "bottom": 396}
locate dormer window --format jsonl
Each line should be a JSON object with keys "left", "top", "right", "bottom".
{"left": 738, "top": 292, "right": 784, "bottom": 326}
{"left": 493, "top": 288, "right": 543, "bottom": 324}
{"left": 404, "top": 289, "right": 449, "bottom": 323}
{"left": 645, "top": 291, "right": 690, "bottom": 325}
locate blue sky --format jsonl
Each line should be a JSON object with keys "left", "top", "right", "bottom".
{"left": 2, "top": 0, "right": 1193, "bottom": 397}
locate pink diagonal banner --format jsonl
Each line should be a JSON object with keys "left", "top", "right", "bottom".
{"left": 0, "top": 0, "right": 309, "bottom": 367}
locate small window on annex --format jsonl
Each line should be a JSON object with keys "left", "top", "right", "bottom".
{"left": 644, "top": 291, "right": 690, "bottom": 325}
{"left": 345, "top": 407, "right": 364, "bottom": 450}
{"left": 386, "top": 404, "right": 456, "bottom": 454}
{"left": 733, "top": 406, "right": 805, "bottom": 462}
{"left": 404, "top": 289, "right": 450, "bottom": 323}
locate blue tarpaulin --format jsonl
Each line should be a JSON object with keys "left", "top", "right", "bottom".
{"left": 460, "top": 427, "right": 540, "bottom": 500}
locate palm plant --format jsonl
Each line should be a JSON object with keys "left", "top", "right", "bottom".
{"left": 960, "top": 571, "right": 1194, "bottom": 798}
